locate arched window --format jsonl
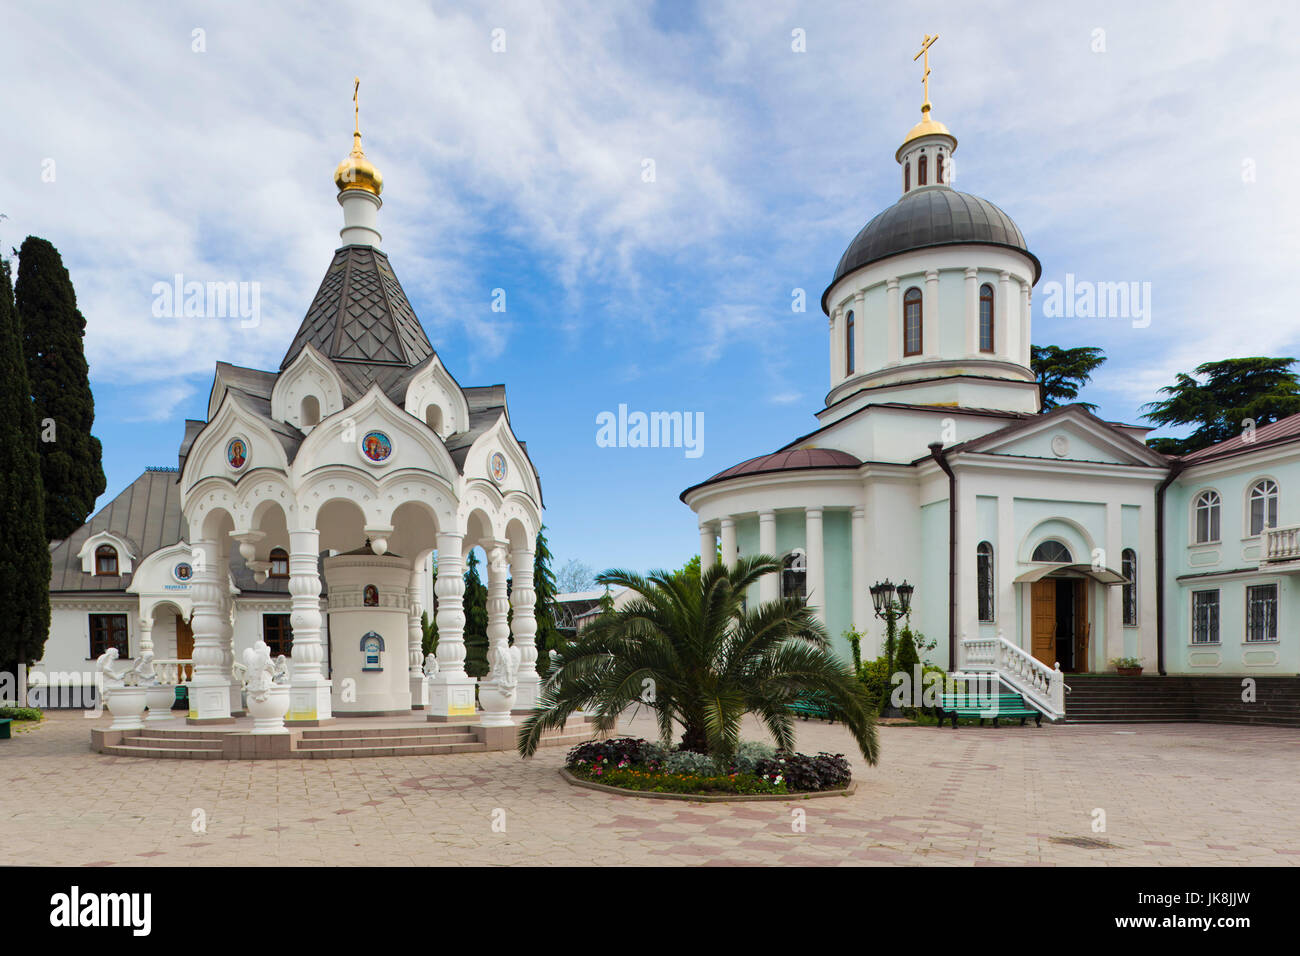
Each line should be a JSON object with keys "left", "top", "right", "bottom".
{"left": 268, "top": 547, "right": 289, "bottom": 578}
{"left": 903, "top": 287, "right": 923, "bottom": 356}
{"left": 936, "top": 152, "right": 944, "bottom": 184}
{"left": 979, "top": 283, "right": 995, "bottom": 352}
{"left": 1194, "top": 490, "right": 1221, "bottom": 544}
{"left": 781, "top": 550, "right": 806, "bottom": 600}
{"left": 300, "top": 395, "right": 320, "bottom": 427}
{"left": 1249, "top": 479, "right": 1279, "bottom": 536}
{"left": 95, "top": 545, "right": 119, "bottom": 576}
{"left": 1121, "top": 548, "right": 1138, "bottom": 626}
{"left": 976, "top": 542, "right": 994, "bottom": 622}
{"left": 845, "top": 310, "right": 855, "bottom": 375}
{"left": 425, "top": 404, "right": 444, "bottom": 435}
{"left": 904, "top": 161, "right": 910, "bottom": 192}
{"left": 918, "top": 153, "right": 928, "bottom": 186}
{"left": 1031, "top": 540, "right": 1073, "bottom": 563}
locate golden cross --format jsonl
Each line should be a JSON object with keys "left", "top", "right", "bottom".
{"left": 913, "top": 34, "right": 939, "bottom": 112}
{"left": 353, "top": 76, "right": 361, "bottom": 135}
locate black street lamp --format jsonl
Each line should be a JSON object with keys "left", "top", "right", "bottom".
{"left": 872, "top": 578, "right": 915, "bottom": 717}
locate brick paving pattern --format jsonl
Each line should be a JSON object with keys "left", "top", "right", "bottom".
{"left": 3, "top": 711, "right": 1297, "bottom": 866}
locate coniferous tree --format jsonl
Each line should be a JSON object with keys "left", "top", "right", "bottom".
{"left": 0, "top": 258, "right": 52, "bottom": 679}
{"left": 1142, "top": 358, "right": 1300, "bottom": 455}
{"left": 533, "top": 527, "right": 562, "bottom": 677}
{"left": 462, "top": 550, "right": 489, "bottom": 678}
{"left": 15, "top": 236, "right": 106, "bottom": 540}
{"left": 1031, "top": 344, "right": 1107, "bottom": 412}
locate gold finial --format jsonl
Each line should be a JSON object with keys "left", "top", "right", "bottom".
{"left": 913, "top": 33, "right": 939, "bottom": 116}
{"left": 335, "top": 76, "right": 383, "bottom": 196}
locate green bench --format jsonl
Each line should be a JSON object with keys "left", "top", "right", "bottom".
{"left": 788, "top": 693, "right": 835, "bottom": 723}
{"left": 0, "top": 718, "right": 11, "bottom": 740}
{"left": 936, "top": 692, "right": 1041, "bottom": 728}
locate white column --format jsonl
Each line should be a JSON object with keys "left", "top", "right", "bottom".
{"left": 408, "top": 567, "right": 427, "bottom": 709}
{"left": 219, "top": 582, "right": 241, "bottom": 715}
{"left": 428, "top": 531, "right": 476, "bottom": 719}
{"left": 924, "top": 270, "right": 940, "bottom": 359}
{"left": 699, "top": 524, "right": 717, "bottom": 570}
{"left": 1105, "top": 502, "right": 1124, "bottom": 670}
{"left": 758, "top": 510, "right": 778, "bottom": 605}
{"left": 964, "top": 267, "right": 979, "bottom": 355}
{"left": 1020, "top": 281, "right": 1032, "bottom": 369}
{"left": 287, "top": 528, "right": 331, "bottom": 722}
{"left": 805, "top": 507, "right": 825, "bottom": 623}
{"left": 829, "top": 307, "right": 841, "bottom": 388}
{"left": 138, "top": 614, "right": 154, "bottom": 658}
{"left": 479, "top": 542, "right": 515, "bottom": 727}
{"left": 510, "top": 545, "right": 540, "bottom": 710}
{"left": 1000, "top": 271, "right": 1017, "bottom": 364}
{"left": 188, "top": 539, "right": 231, "bottom": 721}
{"left": 851, "top": 508, "right": 869, "bottom": 634}
{"left": 720, "top": 517, "right": 738, "bottom": 568}
{"left": 852, "top": 290, "right": 866, "bottom": 375}
{"left": 886, "top": 278, "right": 901, "bottom": 364}
{"left": 996, "top": 494, "right": 1017, "bottom": 647}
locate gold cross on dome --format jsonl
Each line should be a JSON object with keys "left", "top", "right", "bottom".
{"left": 913, "top": 34, "right": 939, "bottom": 113}
{"left": 353, "top": 76, "right": 361, "bottom": 135}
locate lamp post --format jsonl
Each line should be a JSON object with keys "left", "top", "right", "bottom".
{"left": 871, "top": 579, "right": 914, "bottom": 717}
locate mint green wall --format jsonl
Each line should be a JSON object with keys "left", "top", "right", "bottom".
{"left": 919, "top": 500, "right": 950, "bottom": 668}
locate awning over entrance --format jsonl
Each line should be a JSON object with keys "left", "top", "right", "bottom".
{"left": 1013, "top": 563, "right": 1129, "bottom": 586}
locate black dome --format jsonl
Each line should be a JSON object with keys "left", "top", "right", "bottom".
{"left": 822, "top": 188, "right": 1039, "bottom": 312}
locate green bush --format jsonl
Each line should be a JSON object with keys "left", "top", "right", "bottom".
{"left": 857, "top": 655, "right": 892, "bottom": 707}
{"left": 663, "top": 749, "right": 721, "bottom": 776}
{"left": 0, "top": 705, "right": 42, "bottom": 721}
{"left": 571, "top": 764, "right": 788, "bottom": 795}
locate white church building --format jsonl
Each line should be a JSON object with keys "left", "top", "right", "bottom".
{"left": 38, "top": 98, "right": 545, "bottom": 732}
{"left": 683, "top": 62, "right": 1300, "bottom": 721}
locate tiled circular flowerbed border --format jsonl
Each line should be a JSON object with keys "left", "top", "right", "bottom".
{"left": 560, "top": 768, "right": 856, "bottom": 802}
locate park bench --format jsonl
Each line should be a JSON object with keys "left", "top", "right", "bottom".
{"left": 936, "top": 692, "right": 1041, "bottom": 728}
{"left": 0, "top": 718, "right": 11, "bottom": 740}
{"left": 788, "top": 692, "right": 835, "bottom": 723}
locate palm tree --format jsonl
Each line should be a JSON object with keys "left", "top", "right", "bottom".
{"left": 517, "top": 555, "right": 878, "bottom": 765}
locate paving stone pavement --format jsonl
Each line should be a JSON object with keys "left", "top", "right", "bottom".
{"left": 3, "top": 711, "right": 1297, "bottom": 866}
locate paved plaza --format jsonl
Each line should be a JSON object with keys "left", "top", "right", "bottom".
{"left": 3, "top": 711, "right": 1298, "bottom": 866}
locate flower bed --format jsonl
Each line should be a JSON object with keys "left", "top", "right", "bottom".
{"left": 563, "top": 737, "right": 852, "bottom": 797}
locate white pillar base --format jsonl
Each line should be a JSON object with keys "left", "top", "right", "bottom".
{"left": 427, "top": 673, "right": 477, "bottom": 720}
{"left": 512, "top": 676, "right": 541, "bottom": 711}
{"left": 410, "top": 676, "right": 429, "bottom": 709}
{"left": 189, "top": 679, "right": 233, "bottom": 721}
{"left": 287, "top": 680, "right": 333, "bottom": 723}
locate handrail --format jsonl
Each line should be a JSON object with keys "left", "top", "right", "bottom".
{"left": 1262, "top": 524, "right": 1300, "bottom": 564}
{"left": 150, "top": 659, "right": 193, "bottom": 685}
{"left": 957, "top": 632, "right": 1066, "bottom": 720}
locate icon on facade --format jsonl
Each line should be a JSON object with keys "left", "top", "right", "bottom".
{"left": 173, "top": 562, "right": 193, "bottom": 583}
{"left": 360, "top": 631, "right": 385, "bottom": 671}
{"left": 363, "top": 584, "right": 379, "bottom": 607}
{"left": 489, "top": 451, "right": 508, "bottom": 483}
{"left": 226, "top": 437, "right": 248, "bottom": 469}
{"left": 361, "top": 430, "right": 392, "bottom": 463}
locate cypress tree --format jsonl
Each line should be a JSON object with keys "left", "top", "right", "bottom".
{"left": 0, "top": 258, "right": 52, "bottom": 680}
{"left": 14, "top": 236, "right": 106, "bottom": 541}
{"left": 533, "top": 527, "right": 562, "bottom": 676}
{"left": 462, "top": 550, "right": 489, "bottom": 678}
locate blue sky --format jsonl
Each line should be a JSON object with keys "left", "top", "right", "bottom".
{"left": 4, "top": 0, "right": 1300, "bottom": 575}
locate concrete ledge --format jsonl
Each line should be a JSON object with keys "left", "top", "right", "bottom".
{"left": 283, "top": 717, "right": 336, "bottom": 727}
{"left": 559, "top": 768, "right": 857, "bottom": 802}
{"left": 186, "top": 716, "right": 237, "bottom": 726}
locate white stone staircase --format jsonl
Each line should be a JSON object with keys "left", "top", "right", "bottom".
{"left": 953, "top": 633, "right": 1067, "bottom": 721}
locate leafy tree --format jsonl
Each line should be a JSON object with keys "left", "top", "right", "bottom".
{"left": 1141, "top": 357, "right": 1300, "bottom": 455}
{"left": 1031, "top": 344, "right": 1107, "bottom": 412}
{"left": 14, "top": 237, "right": 106, "bottom": 540}
{"left": 0, "top": 258, "right": 51, "bottom": 676}
{"left": 462, "top": 550, "right": 489, "bottom": 678}
{"left": 533, "top": 526, "right": 562, "bottom": 677}
{"left": 519, "top": 555, "right": 879, "bottom": 764}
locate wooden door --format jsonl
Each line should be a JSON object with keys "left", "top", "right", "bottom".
{"left": 1031, "top": 580, "right": 1056, "bottom": 666}
{"left": 1075, "top": 580, "right": 1091, "bottom": 673}
{"left": 175, "top": 613, "right": 194, "bottom": 680}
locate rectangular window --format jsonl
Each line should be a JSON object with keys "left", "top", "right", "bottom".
{"left": 89, "top": 613, "right": 129, "bottom": 658}
{"left": 263, "top": 613, "right": 294, "bottom": 657}
{"left": 1122, "top": 550, "right": 1138, "bottom": 626}
{"left": 1191, "top": 590, "right": 1220, "bottom": 645}
{"left": 1246, "top": 584, "right": 1278, "bottom": 642}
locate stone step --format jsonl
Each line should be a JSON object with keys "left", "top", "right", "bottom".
{"left": 121, "top": 735, "right": 224, "bottom": 750}
{"left": 298, "top": 732, "right": 479, "bottom": 749}
{"left": 298, "top": 724, "right": 477, "bottom": 739}
{"left": 298, "top": 741, "right": 488, "bottom": 758}
{"left": 103, "top": 744, "right": 225, "bottom": 759}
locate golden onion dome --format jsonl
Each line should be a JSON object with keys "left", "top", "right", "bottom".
{"left": 334, "top": 131, "right": 383, "bottom": 196}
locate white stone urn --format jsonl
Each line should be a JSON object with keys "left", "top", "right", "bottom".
{"left": 247, "top": 684, "right": 290, "bottom": 734}
{"left": 145, "top": 684, "right": 176, "bottom": 721}
{"left": 106, "top": 686, "right": 149, "bottom": 731}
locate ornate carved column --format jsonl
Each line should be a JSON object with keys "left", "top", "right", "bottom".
{"left": 478, "top": 542, "right": 516, "bottom": 727}
{"left": 758, "top": 510, "right": 778, "bottom": 605}
{"left": 408, "top": 565, "right": 427, "bottom": 709}
{"left": 287, "top": 528, "right": 332, "bottom": 723}
{"left": 138, "top": 614, "right": 154, "bottom": 658}
{"left": 188, "top": 539, "right": 231, "bottom": 721}
{"left": 219, "top": 578, "right": 241, "bottom": 715}
{"left": 509, "top": 546, "right": 539, "bottom": 710}
{"left": 428, "top": 531, "right": 476, "bottom": 720}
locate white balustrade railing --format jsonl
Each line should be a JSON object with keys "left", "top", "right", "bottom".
{"left": 957, "top": 632, "right": 1065, "bottom": 720}
{"left": 151, "top": 659, "right": 193, "bottom": 685}
{"left": 1262, "top": 525, "right": 1300, "bottom": 564}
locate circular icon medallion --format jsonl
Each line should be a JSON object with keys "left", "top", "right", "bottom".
{"left": 360, "top": 430, "right": 393, "bottom": 463}
{"left": 489, "top": 451, "right": 508, "bottom": 483}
